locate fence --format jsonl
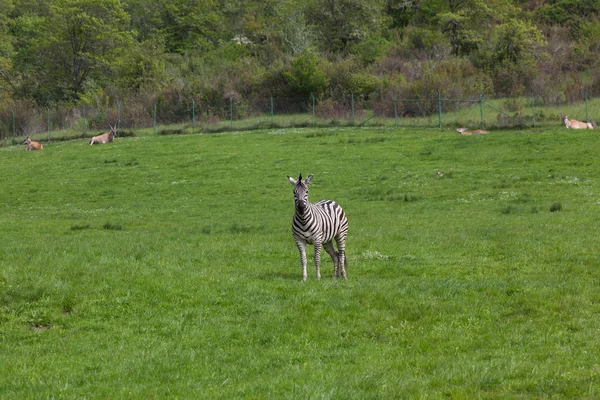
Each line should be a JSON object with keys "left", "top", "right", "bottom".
{"left": 1, "top": 91, "right": 598, "bottom": 146}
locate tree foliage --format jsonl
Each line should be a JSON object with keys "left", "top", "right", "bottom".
{"left": 11, "top": 0, "right": 133, "bottom": 103}
{"left": 0, "top": 0, "right": 598, "bottom": 107}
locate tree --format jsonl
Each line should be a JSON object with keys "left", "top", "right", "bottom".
{"left": 0, "top": 0, "right": 14, "bottom": 106}
{"left": 11, "top": 0, "right": 134, "bottom": 104}
{"left": 490, "top": 19, "right": 547, "bottom": 96}
{"left": 433, "top": 0, "right": 519, "bottom": 56}
{"left": 156, "top": 0, "right": 221, "bottom": 54}
{"left": 494, "top": 19, "right": 546, "bottom": 64}
{"left": 284, "top": 51, "right": 330, "bottom": 97}
{"left": 304, "top": 0, "right": 388, "bottom": 53}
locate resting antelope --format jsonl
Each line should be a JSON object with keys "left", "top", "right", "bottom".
{"left": 90, "top": 125, "right": 117, "bottom": 145}
{"left": 22, "top": 137, "right": 43, "bottom": 150}
{"left": 456, "top": 127, "right": 489, "bottom": 135}
{"left": 561, "top": 115, "right": 596, "bottom": 129}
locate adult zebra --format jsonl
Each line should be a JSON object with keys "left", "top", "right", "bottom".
{"left": 287, "top": 174, "right": 348, "bottom": 280}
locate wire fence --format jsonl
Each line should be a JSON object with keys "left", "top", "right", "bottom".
{"left": 1, "top": 91, "right": 598, "bottom": 146}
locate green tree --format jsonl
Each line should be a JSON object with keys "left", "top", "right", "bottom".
{"left": 0, "top": 0, "right": 14, "bottom": 106}
{"left": 126, "top": 0, "right": 221, "bottom": 54}
{"left": 304, "top": 0, "right": 388, "bottom": 53}
{"left": 493, "top": 19, "right": 546, "bottom": 64}
{"left": 11, "top": 0, "right": 133, "bottom": 104}
{"left": 157, "top": 0, "right": 221, "bottom": 54}
{"left": 490, "top": 19, "right": 547, "bottom": 96}
{"left": 434, "top": 0, "right": 518, "bottom": 56}
{"left": 536, "top": 0, "right": 600, "bottom": 39}
{"left": 284, "top": 51, "right": 330, "bottom": 97}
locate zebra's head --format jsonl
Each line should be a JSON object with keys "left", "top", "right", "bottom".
{"left": 288, "top": 174, "right": 313, "bottom": 213}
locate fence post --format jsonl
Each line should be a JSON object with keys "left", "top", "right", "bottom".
{"left": 479, "top": 94, "right": 484, "bottom": 128}
{"left": 229, "top": 97, "right": 233, "bottom": 129}
{"left": 585, "top": 89, "right": 589, "bottom": 121}
{"left": 270, "top": 96, "right": 274, "bottom": 127}
{"left": 437, "top": 90, "right": 442, "bottom": 128}
{"left": 46, "top": 104, "right": 50, "bottom": 143}
{"left": 192, "top": 98, "right": 195, "bottom": 134}
{"left": 83, "top": 107, "right": 86, "bottom": 138}
{"left": 351, "top": 92, "right": 355, "bottom": 125}
{"left": 531, "top": 93, "right": 535, "bottom": 128}
{"left": 153, "top": 103, "right": 157, "bottom": 135}
{"left": 394, "top": 95, "right": 398, "bottom": 126}
{"left": 117, "top": 102, "right": 121, "bottom": 137}
{"left": 11, "top": 110, "right": 15, "bottom": 145}
{"left": 312, "top": 95, "right": 315, "bottom": 127}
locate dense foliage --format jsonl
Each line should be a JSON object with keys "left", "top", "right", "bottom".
{"left": 1, "top": 0, "right": 600, "bottom": 113}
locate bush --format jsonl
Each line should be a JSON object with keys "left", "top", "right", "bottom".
{"left": 283, "top": 52, "right": 330, "bottom": 98}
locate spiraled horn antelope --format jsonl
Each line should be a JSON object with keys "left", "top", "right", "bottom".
{"left": 456, "top": 127, "right": 489, "bottom": 135}
{"left": 90, "top": 124, "right": 117, "bottom": 145}
{"left": 561, "top": 115, "right": 596, "bottom": 129}
{"left": 22, "top": 137, "right": 43, "bottom": 150}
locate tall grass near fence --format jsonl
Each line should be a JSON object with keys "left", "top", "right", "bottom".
{"left": 1, "top": 127, "right": 600, "bottom": 397}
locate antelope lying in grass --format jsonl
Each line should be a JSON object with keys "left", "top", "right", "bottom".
{"left": 456, "top": 127, "right": 489, "bottom": 135}
{"left": 561, "top": 115, "right": 597, "bottom": 129}
{"left": 90, "top": 125, "right": 116, "bottom": 145}
{"left": 22, "top": 137, "right": 43, "bottom": 150}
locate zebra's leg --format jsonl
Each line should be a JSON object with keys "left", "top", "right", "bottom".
{"left": 314, "top": 241, "right": 322, "bottom": 280}
{"left": 296, "top": 241, "right": 308, "bottom": 281}
{"left": 323, "top": 242, "right": 339, "bottom": 278}
{"left": 336, "top": 237, "right": 347, "bottom": 279}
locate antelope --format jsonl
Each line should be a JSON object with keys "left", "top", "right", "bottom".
{"left": 561, "top": 115, "right": 596, "bottom": 129}
{"left": 456, "top": 127, "right": 489, "bottom": 135}
{"left": 22, "top": 137, "right": 44, "bottom": 150}
{"left": 90, "top": 125, "right": 117, "bottom": 145}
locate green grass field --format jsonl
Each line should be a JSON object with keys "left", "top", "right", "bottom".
{"left": 1, "top": 126, "right": 600, "bottom": 398}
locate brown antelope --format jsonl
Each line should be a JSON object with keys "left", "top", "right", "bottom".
{"left": 561, "top": 115, "right": 596, "bottom": 129}
{"left": 456, "top": 127, "right": 489, "bottom": 135}
{"left": 22, "top": 137, "right": 44, "bottom": 150}
{"left": 90, "top": 125, "right": 117, "bottom": 145}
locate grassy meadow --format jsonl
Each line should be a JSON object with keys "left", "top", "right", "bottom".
{"left": 1, "top": 126, "right": 600, "bottom": 398}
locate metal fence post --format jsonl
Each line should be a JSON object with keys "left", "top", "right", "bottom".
{"left": 351, "top": 92, "right": 355, "bottom": 125}
{"left": 153, "top": 103, "right": 157, "bottom": 135}
{"left": 83, "top": 107, "right": 86, "bottom": 138}
{"left": 270, "top": 96, "right": 274, "bottom": 127}
{"left": 117, "top": 102, "right": 121, "bottom": 137}
{"left": 394, "top": 95, "right": 398, "bottom": 126}
{"left": 229, "top": 97, "right": 233, "bottom": 129}
{"left": 479, "top": 94, "right": 484, "bottom": 128}
{"left": 531, "top": 93, "right": 535, "bottom": 128}
{"left": 46, "top": 104, "right": 50, "bottom": 142}
{"left": 312, "top": 95, "right": 315, "bottom": 127}
{"left": 585, "top": 89, "right": 589, "bottom": 121}
{"left": 11, "top": 110, "right": 15, "bottom": 145}
{"left": 192, "top": 98, "right": 195, "bottom": 134}
{"left": 437, "top": 90, "right": 442, "bottom": 128}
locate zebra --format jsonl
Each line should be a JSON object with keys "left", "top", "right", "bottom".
{"left": 287, "top": 174, "right": 349, "bottom": 280}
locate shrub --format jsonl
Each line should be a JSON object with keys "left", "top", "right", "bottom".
{"left": 283, "top": 52, "right": 330, "bottom": 98}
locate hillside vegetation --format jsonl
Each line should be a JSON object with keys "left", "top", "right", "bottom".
{"left": 1, "top": 0, "right": 600, "bottom": 122}
{"left": 1, "top": 127, "right": 600, "bottom": 397}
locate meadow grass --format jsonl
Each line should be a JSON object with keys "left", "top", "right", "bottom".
{"left": 1, "top": 126, "right": 600, "bottom": 398}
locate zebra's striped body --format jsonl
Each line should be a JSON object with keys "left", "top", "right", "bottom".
{"left": 288, "top": 174, "right": 348, "bottom": 280}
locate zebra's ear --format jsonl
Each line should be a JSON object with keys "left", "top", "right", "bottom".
{"left": 287, "top": 175, "right": 297, "bottom": 185}
{"left": 305, "top": 174, "right": 313, "bottom": 185}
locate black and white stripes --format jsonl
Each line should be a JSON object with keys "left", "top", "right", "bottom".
{"left": 287, "top": 174, "right": 348, "bottom": 280}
